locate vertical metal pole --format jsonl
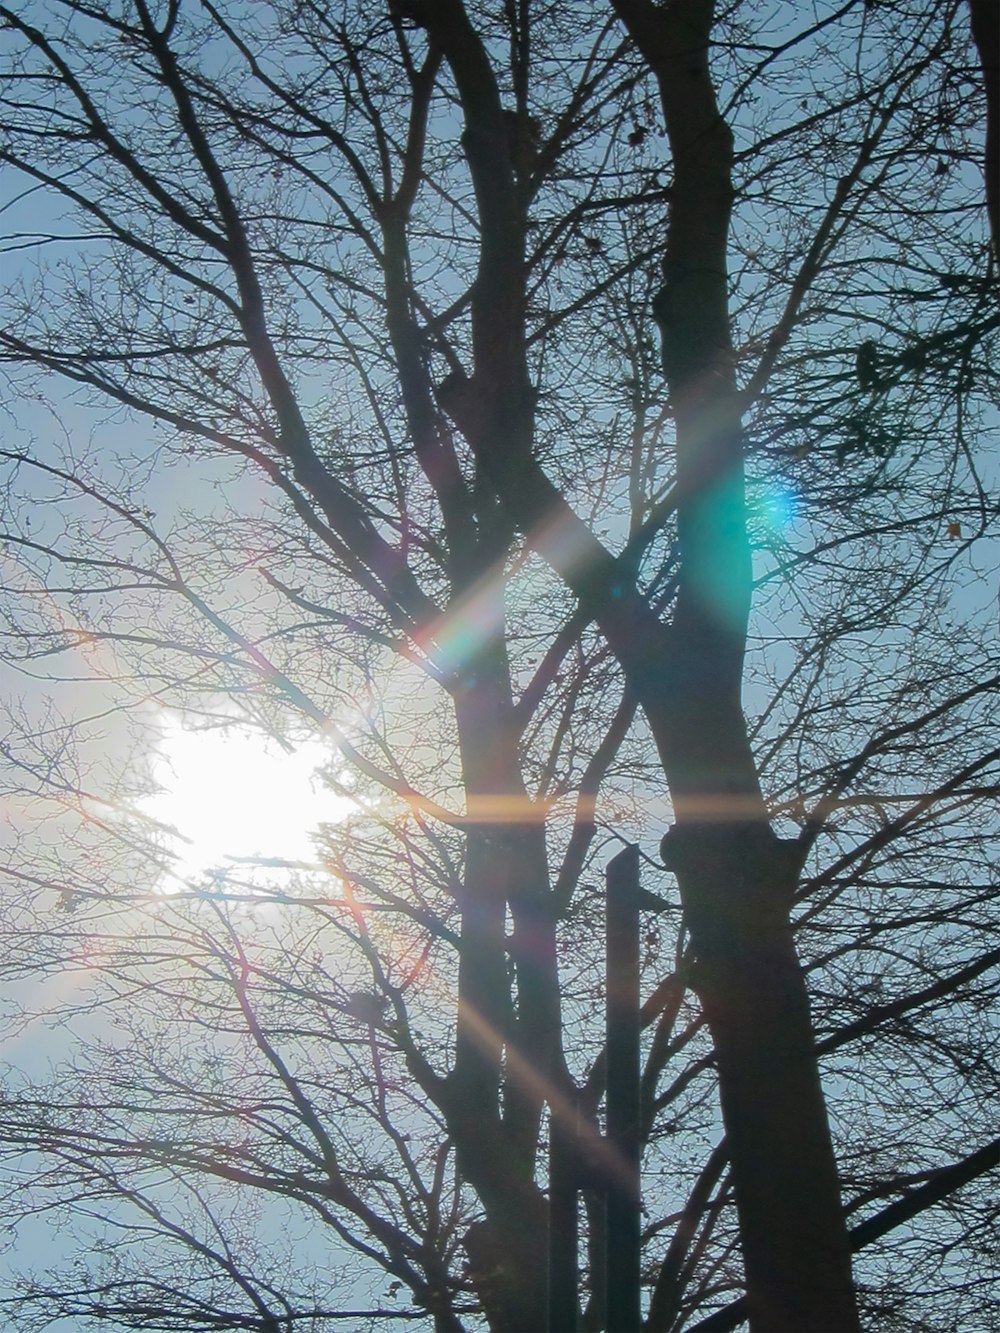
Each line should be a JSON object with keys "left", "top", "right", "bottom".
{"left": 548, "top": 1115, "right": 579, "bottom": 1331}
{"left": 606, "top": 844, "right": 641, "bottom": 1332}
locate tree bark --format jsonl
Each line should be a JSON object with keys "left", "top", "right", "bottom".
{"left": 446, "top": 575, "right": 560, "bottom": 1331}
{"left": 967, "top": 0, "right": 999, "bottom": 264}
{"left": 658, "top": 826, "right": 858, "bottom": 1331}
{"left": 421, "top": 0, "right": 859, "bottom": 1325}
{"left": 610, "top": 3, "right": 859, "bottom": 1327}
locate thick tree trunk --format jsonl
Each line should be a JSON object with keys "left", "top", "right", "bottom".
{"left": 612, "top": 2, "right": 861, "bottom": 1326}
{"left": 659, "top": 823, "right": 859, "bottom": 1330}
{"left": 967, "top": 0, "right": 999, "bottom": 263}
{"left": 422, "top": 0, "right": 860, "bottom": 1325}
{"left": 447, "top": 596, "right": 560, "bottom": 1331}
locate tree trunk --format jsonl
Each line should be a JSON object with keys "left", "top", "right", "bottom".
{"left": 658, "top": 823, "right": 859, "bottom": 1330}
{"left": 447, "top": 593, "right": 558, "bottom": 1331}
{"left": 611, "top": 1, "right": 861, "bottom": 1326}
{"left": 423, "top": 0, "right": 860, "bottom": 1324}
{"left": 967, "top": 0, "right": 999, "bottom": 263}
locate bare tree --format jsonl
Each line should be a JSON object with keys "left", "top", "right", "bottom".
{"left": 0, "top": 2, "right": 996, "bottom": 1330}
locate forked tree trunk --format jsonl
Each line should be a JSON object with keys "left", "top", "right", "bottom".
{"left": 422, "top": 0, "right": 861, "bottom": 1325}
{"left": 614, "top": 1, "right": 861, "bottom": 1326}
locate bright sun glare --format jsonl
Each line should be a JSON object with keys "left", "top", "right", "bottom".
{"left": 141, "top": 714, "right": 354, "bottom": 891}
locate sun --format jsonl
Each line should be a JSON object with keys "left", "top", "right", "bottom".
{"left": 140, "top": 713, "right": 354, "bottom": 892}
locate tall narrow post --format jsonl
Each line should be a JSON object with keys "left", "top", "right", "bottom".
{"left": 606, "top": 844, "right": 641, "bottom": 1332}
